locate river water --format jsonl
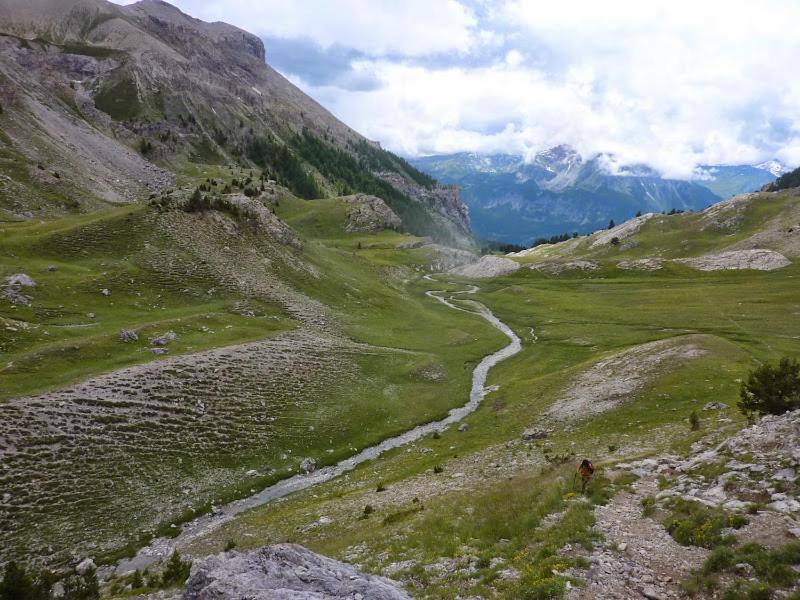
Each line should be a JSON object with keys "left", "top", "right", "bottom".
{"left": 116, "top": 282, "right": 521, "bottom": 574}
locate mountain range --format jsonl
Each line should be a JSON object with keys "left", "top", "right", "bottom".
{"left": 0, "top": 0, "right": 472, "bottom": 247}
{"left": 410, "top": 147, "right": 789, "bottom": 244}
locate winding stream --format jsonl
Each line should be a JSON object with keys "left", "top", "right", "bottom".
{"left": 116, "top": 281, "right": 522, "bottom": 574}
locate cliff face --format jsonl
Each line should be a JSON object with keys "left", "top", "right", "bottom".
{"left": 378, "top": 172, "right": 471, "bottom": 242}
{"left": 0, "top": 0, "right": 473, "bottom": 247}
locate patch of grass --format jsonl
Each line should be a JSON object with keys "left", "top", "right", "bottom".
{"left": 663, "top": 498, "right": 747, "bottom": 548}
{"left": 382, "top": 505, "right": 424, "bottom": 526}
{"left": 684, "top": 541, "right": 800, "bottom": 598}
{"left": 94, "top": 77, "right": 141, "bottom": 121}
{"left": 640, "top": 496, "right": 656, "bottom": 517}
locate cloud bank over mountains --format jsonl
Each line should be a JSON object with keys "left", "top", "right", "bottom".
{"left": 115, "top": 0, "right": 800, "bottom": 178}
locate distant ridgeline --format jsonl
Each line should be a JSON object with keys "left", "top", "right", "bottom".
{"left": 410, "top": 149, "right": 788, "bottom": 245}
{"left": 764, "top": 165, "right": 800, "bottom": 192}
{"left": 0, "top": 0, "right": 473, "bottom": 248}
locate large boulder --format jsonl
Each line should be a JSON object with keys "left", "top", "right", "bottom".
{"left": 183, "top": 544, "right": 411, "bottom": 600}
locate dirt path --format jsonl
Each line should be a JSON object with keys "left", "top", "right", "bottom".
{"left": 568, "top": 476, "right": 708, "bottom": 600}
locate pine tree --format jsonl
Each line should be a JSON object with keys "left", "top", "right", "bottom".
{"left": 62, "top": 569, "right": 98, "bottom": 600}
{"left": 0, "top": 562, "right": 51, "bottom": 600}
{"left": 161, "top": 551, "right": 191, "bottom": 587}
{"left": 739, "top": 357, "right": 800, "bottom": 415}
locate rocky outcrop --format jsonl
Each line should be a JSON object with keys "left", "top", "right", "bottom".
{"left": 676, "top": 249, "right": 790, "bottom": 271}
{"left": 341, "top": 194, "right": 401, "bottom": 233}
{"left": 377, "top": 172, "right": 471, "bottom": 237}
{"left": 183, "top": 544, "right": 410, "bottom": 600}
{"left": 225, "top": 194, "right": 302, "bottom": 250}
{"left": 450, "top": 256, "right": 520, "bottom": 279}
{"left": 2, "top": 273, "right": 36, "bottom": 305}
{"left": 530, "top": 260, "right": 598, "bottom": 274}
{"left": 589, "top": 213, "right": 654, "bottom": 248}
{"left": 616, "top": 258, "right": 663, "bottom": 271}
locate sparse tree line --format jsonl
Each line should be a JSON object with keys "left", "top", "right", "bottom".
{"left": 0, "top": 551, "right": 191, "bottom": 600}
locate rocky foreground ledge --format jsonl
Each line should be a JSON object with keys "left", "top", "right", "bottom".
{"left": 183, "top": 544, "right": 410, "bottom": 600}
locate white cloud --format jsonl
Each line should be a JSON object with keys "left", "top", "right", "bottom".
{"left": 113, "top": 0, "right": 800, "bottom": 175}
{"left": 141, "top": 0, "right": 478, "bottom": 56}
{"left": 290, "top": 0, "right": 800, "bottom": 176}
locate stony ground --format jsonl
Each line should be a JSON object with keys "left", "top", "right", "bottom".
{"left": 0, "top": 327, "right": 372, "bottom": 563}
{"left": 567, "top": 470, "right": 708, "bottom": 600}
{"left": 566, "top": 408, "right": 800, "bottom": 599}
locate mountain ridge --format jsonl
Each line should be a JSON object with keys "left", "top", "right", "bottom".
{"left": 410, "top": 147, "right": 790, "bottom": 244}
{"left": 0, "top": 0, "right": 473, "bottom": 247}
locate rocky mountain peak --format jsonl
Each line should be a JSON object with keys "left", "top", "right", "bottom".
{"left": 755, "top": 159, "right": 789, "bottom": 177}
{"left": 123, "top": 0, "right": 266, "bottom": 62}
{"left": 531, "top": 144, "right": 582, "bottom": 173}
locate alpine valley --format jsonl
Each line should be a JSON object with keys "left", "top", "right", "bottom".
{"left": 2, "top": 2, "right": 800, "bottom": 600}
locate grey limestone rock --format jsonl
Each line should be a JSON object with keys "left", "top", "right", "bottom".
{"left": 183, "top": 544, "right": 410, "bottom": 600}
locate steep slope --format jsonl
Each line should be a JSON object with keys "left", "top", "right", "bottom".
{"left": 764, "top": 164, "right": 800, "bottom": 192}
{"left": 411, "top": 149, "right": 720, "bottom": 244}
{"left": 0, "top": 0, "right": 472, "bottom": 247}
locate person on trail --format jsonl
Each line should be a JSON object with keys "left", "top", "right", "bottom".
{"left": 578, "top": 459, "right": 595, "bottom": 493}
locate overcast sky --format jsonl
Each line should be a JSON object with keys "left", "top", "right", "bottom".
{"left": 116, "top": 0, "right": 800, "bottom": 178}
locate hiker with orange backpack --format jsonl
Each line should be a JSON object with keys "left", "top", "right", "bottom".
{"left": 578, "top": 459, "right": 595, "bottom": 493}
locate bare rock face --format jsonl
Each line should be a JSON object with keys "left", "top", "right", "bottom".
{"left": 2, "top": 273, "right": 36, "bottom": 305}
{"left": 530, "top": 260, "right": 598, "bottom": 274}
{"left": 376, "top": 172, "right": 472, "bottom": 244}
{"left": 450, "top": 256, "right": 520, "bottom": 279}
{"left": 342, "top": 194, "right": 401, "bottom": 233}
{"left": 183, "top": 544, "right": 411, "bottom": 600}
{"left": 589, "top": 213, "right": 654, "bottom": 248}
{"left": 676, "top": 249, "right": 790, "bottom": 271}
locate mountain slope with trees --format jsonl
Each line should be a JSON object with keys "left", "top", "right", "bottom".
{"left": 0, "top": 0, "right": 472, "bottom": 247}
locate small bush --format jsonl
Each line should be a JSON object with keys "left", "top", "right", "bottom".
{"left": 689, "top": 411, "right": 700, "bottom": 431}
{"left": 128, "top": 570, "right": 144, "bottom": 589}
{"left": 160, "top": 550, "right": 191, "bottom": 587}
{"left": 641, "top": 496, "right": 656, "bottom": 517}
{"left": 223, "top": 540, "right": 236, "bottom": 552}
{"left": 62, "top": 569, "right": 99, "bottom": 600}
{"left": 739, "top": 357, "right": 800, "bottom": 415}
{"left": 376, "top": 482, "right": 387, "bottom": 492}
{"left": 663, "top": 499, "right": 745, "bottom": 548}
{"left": 0, "top": 562, "right": 53, "bottom": 600}
{"left": 433, "top": 465, "right": 444, "bottom": 474}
